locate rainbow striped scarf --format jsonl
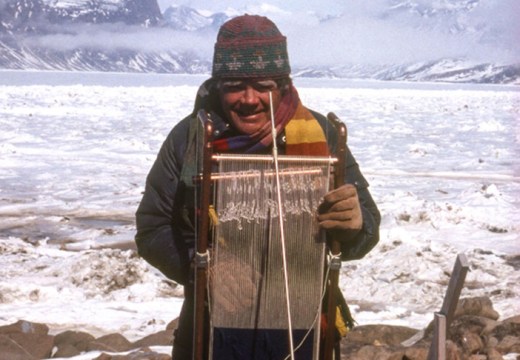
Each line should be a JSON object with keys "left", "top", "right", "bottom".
{"left": 213, "top": 86, "right": 329, "bottom": 156}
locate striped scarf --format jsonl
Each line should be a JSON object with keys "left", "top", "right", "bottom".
{"left": 213, "top": 85, "right": 329, "bottom": 156}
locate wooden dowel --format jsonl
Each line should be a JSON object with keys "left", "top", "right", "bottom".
{"left": 193, "top": 111, "right": 213, "bottom": 360}
{"left": 323, "top": 112, "right": 347, "bottom": 360}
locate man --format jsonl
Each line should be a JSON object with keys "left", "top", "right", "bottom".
{"left": 135, "top": 14, "right": 380, "bottom": 359}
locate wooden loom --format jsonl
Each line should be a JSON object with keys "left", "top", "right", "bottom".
{"left": 193, "top": 110, "right": 347, "bottom": 360}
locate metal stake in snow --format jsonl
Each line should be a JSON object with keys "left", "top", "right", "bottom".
{"left": 427, "top": 253, "right": 469, "bottom": 360}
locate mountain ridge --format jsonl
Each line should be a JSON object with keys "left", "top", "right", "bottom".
{"left": 0, "top": 0, "right": 518, "bottom": 84}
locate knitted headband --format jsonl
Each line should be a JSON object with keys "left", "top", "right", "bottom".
{"left": 212, "top": 14, "right": 291, "bottom": 79}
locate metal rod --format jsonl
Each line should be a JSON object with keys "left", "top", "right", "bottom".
{"left": 441, "top": 253, "right": 469, "bottom": 326}
{"left": 429, "top": 312, "right": 447, "bottom": 360}
{"left": 427, "top": 253, "right": 469, "bottom": 360}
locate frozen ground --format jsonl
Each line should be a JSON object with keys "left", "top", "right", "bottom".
{"left": 0, "top": 70, "right": 519, "bottom": 358}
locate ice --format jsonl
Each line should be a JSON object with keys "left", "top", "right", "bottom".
{"left": 0, "top": 70, "right": 518, "bottom": 358}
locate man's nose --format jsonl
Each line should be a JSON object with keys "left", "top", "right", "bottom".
{"left": 242, "top": 85, "right": 260, "bottom": 104}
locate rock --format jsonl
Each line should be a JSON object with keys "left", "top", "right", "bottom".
{"left": 166, "top": 318, "right": 178, "bottom": 330}
{"left": 402, "top": 346, "right": 429, "bottom": 360}
{"left": 486, "top": 347, "right": 504, "bottom": 360}
{"left": 446, "top": 340, "right": 463, "bottom": 360}
{"left": 54, "top": 330, "right": 96, "bottom": 354}
{"left": 0, "top": 321, "right": 54, "bottom": 359}
{"left": 449, "top": 315, "right": 502, "bottom": 355}
{"left": 496, "top": 335, "right": 520, "bottom": 354}
{"left": 8, "top": 332, "right": 54, "bottom": 359}
{"left": 0, "top": 334, "right": 36, "bottom": 360}
{"left": 93, "top": 347, "right": 171, "bottom": 359}
{"left": 0, "top": 320, "right": 49, "bottom": 336}
{"left": 503, "top": 315, "right": 520, "bottom": 325}
{"left": 454, "top": 297, "right": 500, "bottom": 320}
{"left": 53, "top": 343, "right": 82, "bottom": 358}
{"left": 0, "top": 300, "right": 517, "bottom": 360}
{"left": 87, "top": 333, "right": 133, "bottom": 352}
{"left": 489, "top": 321, "right": 520, "bottom": 340}
{"left": 344, "top": 344, "right": 397, "bottom": 360}
{"left": 459, "top": 331, "right": 484, "bottom": 354}
{"left": 344, "top": 324, "right": 418, "bottom": 346}
{"left": 133, "top": 329, "right": 172, "bottom": 348}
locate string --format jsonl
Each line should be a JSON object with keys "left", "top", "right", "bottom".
{"left": 283, "top": 251, "right": 334, "bottom": 360}
{"left": 270, "top": 91, "right": 295, "bottom": 360}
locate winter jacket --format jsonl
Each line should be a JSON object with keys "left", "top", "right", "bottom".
{"left": 135, "top": 104, "right": 380, "bottom": 286}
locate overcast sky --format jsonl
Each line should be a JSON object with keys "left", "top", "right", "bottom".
{"left": 152, "top": 0, "right": 520, "bottom": 64}
{"left": 153, "top": 0, "right": 519, "bottom": 67}
{"left": 27, "top": 1, "right": 518, "bottom": 68}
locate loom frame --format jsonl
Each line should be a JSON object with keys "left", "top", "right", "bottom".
{"left": 192, "top": 110, "right": 348, "bottom": 360}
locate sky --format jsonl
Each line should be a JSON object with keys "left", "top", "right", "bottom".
{"left": 16, "top": 0, "right": 520, "bottom": 72}
{"left": 153, "top": 0, "right": 520, "bottom": 67}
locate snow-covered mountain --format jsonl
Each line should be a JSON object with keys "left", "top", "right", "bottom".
{"left": 0, "top": 0, "right": 518, "bottom": 84}
{"left": 0, "top": 0, "right": 162, "bottom": 31}
{"left": 295, "top": 61, "right": 520, "bottom": 84}
{"left": 162, "top": 5, "right": 228, "bottom": 31}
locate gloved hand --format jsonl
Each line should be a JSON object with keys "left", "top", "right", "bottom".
{"left": 317, "top": 184, "right": 362, "bottom": 231}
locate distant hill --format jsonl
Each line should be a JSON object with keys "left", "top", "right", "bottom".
{"left": 0, "top": 0, "right": 518, "bottom": 84}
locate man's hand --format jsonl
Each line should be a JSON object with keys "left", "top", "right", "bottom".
{"left": 317, "top": 184, "right": 363, "bottom": 231}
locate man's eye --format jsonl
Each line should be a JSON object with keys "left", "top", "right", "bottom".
{"left": 221, "top": 82, "right": 246, "bottom": 92}
{"left": 254, "top": 81, "right": 277, "bottom": 92}
{"left": 253, "top": 85, "right": 273, "bottom": 92}
{"left": 224, "top": 85, "right": 243, "bottom": 92}
{"left": 220, "top": 80, "right": 277, "bottom": 93}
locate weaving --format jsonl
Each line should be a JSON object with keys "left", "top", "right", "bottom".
{"left": 208, "top": 154, "right": 333, "bottom": 360}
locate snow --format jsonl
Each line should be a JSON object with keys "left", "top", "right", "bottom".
{"left": 0, "top": 70, "right": 519, "bottom": 358}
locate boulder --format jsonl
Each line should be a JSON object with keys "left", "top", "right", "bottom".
{"left": 53, "top": 343, "right": 82, "bottom": 358}
{"left": 0, "top": 320, "right": 49, "bottom": 336}
{"left": 87, "top": 333, "right": 133, "bottom": 352}
{"left": 8, "top": 332, "right": 54, "bottom": 359}
{"left": 344, "top": 324, "right": 418, "bottom": 346}
{"left": 0, "top": 334, "right": 36, "bottom": 360}
{"left": 133, "top": 329, "right": 173, "bottom": 348}
{"left": 93, "top": 347, "right": 171, "bottom": 360}
{"left": 0, "top": 321, "right": 54, "bottom": 359}
{"left": 53, "top": 330, "right": 97, "bottom": 355}
{"left": 495, "top": 335, "right": 520, "bottom": 354}
{"left": 166, "top": 318, "right": 178, "bottom": 330}
{"left": 454, "top": 297, "right": 500, "bottom": 320}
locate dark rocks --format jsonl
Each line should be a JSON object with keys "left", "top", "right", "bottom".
{"left": 340, "top": 296, "right": 520, "bottom": 359}
{"left": 0, "top": 296, "right": 517, "bottom": 359}
{"left": 0, "top": 335, "right": 37, "bottom": 360}
{"left": 133, "top": 329, "right": 173, "bottom": 348}
{"left": 87, "top": 333, "right": 134, "bottom": 352}
{"left": 344, "top": 324, "right": 418, "bottom": 346}
{"left": 0, "top": 321, "right": 173, "bottom": 360}
{"left": 54, "top": 330, "right": 96, "bottom": 356}
{"left": 454, "top": 296, "right": 500, "bottom": 320}
{"left": 93, "top": 348, "right": 171, "bottom": 360}
{"left": 0, "top": 320, "right": 54, "bottom": 360}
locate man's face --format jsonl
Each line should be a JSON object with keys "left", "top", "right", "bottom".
{"left": 218, "top": 79, "right": 282, "bottom": 135}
